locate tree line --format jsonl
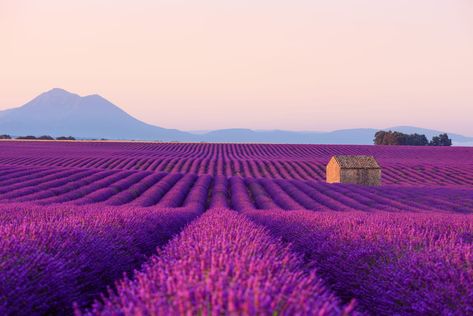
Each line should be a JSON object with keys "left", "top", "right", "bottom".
{"left": 0, "top": 135, "right": 76, "bottom": 140}
{"left": 374, "top": 131, "right": 452, "bottom": 146}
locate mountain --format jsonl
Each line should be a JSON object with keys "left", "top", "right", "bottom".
{"left": 1, "top": 88, "right": 472, "bottom": 145}
{"left": 0, "top": 88, "right": 195, "bottom": 141}
{"left": 198, "top": 128, "right": 375, "bottom": 144}
{"left": 198, "top": 128, "right": 473, "bottom": 145}
{"left": 200, "top": 129, "right": 320, "bottom": 143}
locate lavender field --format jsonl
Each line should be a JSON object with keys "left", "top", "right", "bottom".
{"left": 0, "top": 141, "right": 472, "bottom": 315}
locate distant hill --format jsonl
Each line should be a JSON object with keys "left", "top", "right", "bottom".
{"left": 197, "top": 128, "right": 473, "bottom": 145}
{"left": 1, "top": 88, "right": 472, "bottom": 145}
{"left": 197, "top": 128, "right": 374, "bottom": 144}
{"left": 0, "top": 88, "right": 195, "bottom": 141}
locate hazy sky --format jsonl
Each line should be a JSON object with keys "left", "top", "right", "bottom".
{"left": 1, "top": 0, "right": 472, "bottom": 134}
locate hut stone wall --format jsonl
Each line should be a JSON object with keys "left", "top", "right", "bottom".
{"left": 340, "top": 168, "right": 381, "bottom": 186}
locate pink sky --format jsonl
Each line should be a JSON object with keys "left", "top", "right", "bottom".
{"left": 1, "top": 0, "right": 472, "bottom": 134}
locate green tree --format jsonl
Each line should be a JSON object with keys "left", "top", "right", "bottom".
{"left": 374, "top": 131, "right": 429, "bottom": 146}
{"left": 430, "top": 133, "right": 452, "bottom": 146}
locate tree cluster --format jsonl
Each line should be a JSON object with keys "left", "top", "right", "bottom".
{"left": 2, "top": 135, "right": 77, "bottom": 141}
{"left": 374, "top": 131, "right": 452, "bottom": 146}
{"left": 56, "top": 136, "right": 76, "bottom": 140}
{"left": 429, "top": 133, "right": 452, "bottom": 146}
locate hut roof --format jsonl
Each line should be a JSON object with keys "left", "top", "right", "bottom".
{"left": 332, "top": 155, "right": 380, "bottom": 169}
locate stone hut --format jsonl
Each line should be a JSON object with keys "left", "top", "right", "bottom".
{"left": 326, "top": 155, "right": 381, "bottom": 186}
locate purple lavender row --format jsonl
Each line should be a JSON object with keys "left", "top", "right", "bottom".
{"left": 258, "top": 177, "right": 304, "bottom": 209}
{"left": 0, "top": 202, "right": 200, "bottom": 315}
{"left": 82, "top": 209, "right": 355, "bottom": 316}
{"left": 14, "top": 170, "right": 115, "bottom": 203}
{"left": 181, "top": 174, "right": 212, "bottom": 212}
{"left": 130, "top": 173, "right": 183, "bottom": 207}
{"left": 0, "top": 159, "right": 469, "bottom": 187}
{"left": 0, "top": 166, "right": 57, "bottom": 185}
{"left": 0, "top": 169, "right": 96, "bottom": 201}
{"left": 273, "top": 178, "right": 332, "bottom": 211}
{"left": 1, "top": 141, "right": 473, "bottom": 186}
{"left": 208, "top": 175, "right": 229, "bottom": 208}
{"left": 290, "top": 180, "right": 358, "bottom": 211}
{"left": 2, "top": 141, "right": 472, "bottom": 163}
{"left": 157, "top": 173, "right": 198, "bottom": 207}
{"left": 245, "top": 209, "right": 473, "bottom": 315}
{"left": 38, "top": 170, "right": 131, "bottom": 204}
{"left": 105, "top": 172, "right": 167, "bottom": 205}
{"left": 245, "top": 177, "right": 281, "bottom": 209}
{"left": 1, "top": 163, "right": 471, "bottom": 213}
{"left": 229, "top": 176, "right": 255, "bottom": 211}
{"left": 0, "top": 167, "right": 75, "bottom": 194}
{"left": 73, "top": 172, "right": 149, "bottom": 205}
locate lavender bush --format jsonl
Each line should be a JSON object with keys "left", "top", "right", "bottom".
{"left": 83, "top": 209, "right": 354, "bottom": 316}
{"left": 0, "top": 203, "right": 199, "bottom": 315}
{"left": 245, "top": 210, "right": 473, "bottom": 315}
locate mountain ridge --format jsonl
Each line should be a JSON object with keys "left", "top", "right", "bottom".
{"left": 1, "top": 88, "right": 471, "bottom": 145}
{"left": 0, "top": 88, "right": 195, "bottom": 141}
